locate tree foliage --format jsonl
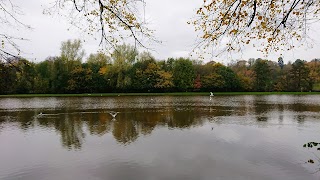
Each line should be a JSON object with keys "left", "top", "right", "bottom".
{"left": 0, "top": 41, "right": 319, "bottom": 94}
{"left": 87, "top": 52, "right": 111, "bottom": 67}
{"left": 2, "top": 0, "right": 320, "bottom": 61}
{"left": 289, "top": 59, "right": 311, "bottom": 91}
{"left": 173, "top": 58, "right": 195, "bottom": 91}
{"left": 253, "top": 59, "right": 271, "bottom": 91}
{"left": 192, "top": 0, "right": 320, "bottom": 55}
{"left": 110, "top": 44, "right": 137, "bottom": 89}
{"left": 52, "top": 0, "right": 155, "bottom": 49}
{"left": 60, "top": 39, "right": 85, "bottom": 63}
{"left": 1, "top": 0, "right": 154, "bottom": 62}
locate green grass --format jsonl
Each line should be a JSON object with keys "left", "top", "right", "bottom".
{"left": 1, "top": 91, "right": 320, "bottom": 97}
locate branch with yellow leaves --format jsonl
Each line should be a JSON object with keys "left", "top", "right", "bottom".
{"left": 53, "top": 0, "right": 157, "bottom": 51}
{"left": 191, "top": 0, "right": 320, "bottom": 56}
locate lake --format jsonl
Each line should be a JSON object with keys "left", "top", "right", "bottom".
{"left": 0, "top": 95, "right": 320, "bottom": 180}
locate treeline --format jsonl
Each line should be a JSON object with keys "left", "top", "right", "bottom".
{"left": 1, "top": 40, "right": 320, "bottom": 94}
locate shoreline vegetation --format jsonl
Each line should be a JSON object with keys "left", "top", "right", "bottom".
{"left": 1, "top": 43, "right": 320, "bottom": 95}
{"left": 1, "top": 92, "right": 320, "bottom": 97}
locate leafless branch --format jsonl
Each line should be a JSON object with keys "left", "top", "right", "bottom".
{"left": 0, "top": 0, "right": 30, "bottom": 61}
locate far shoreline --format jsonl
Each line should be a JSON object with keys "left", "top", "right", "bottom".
{"left": 1, "top": 92, "right": 320, "bottom": 97}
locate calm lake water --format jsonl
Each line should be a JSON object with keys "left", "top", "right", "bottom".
{"left": 0, "top": 95, "right": 320, "bottom": 180}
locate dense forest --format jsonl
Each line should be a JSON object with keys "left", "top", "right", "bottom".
{"left": 1, "top": 40, "right": 320, "bottom": 94}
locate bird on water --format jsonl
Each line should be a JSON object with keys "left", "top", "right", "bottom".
{"left": 210, "top": 92, "right": 214, "bottom": 100}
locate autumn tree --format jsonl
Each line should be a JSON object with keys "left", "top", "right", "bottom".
{"left": 307, "top": 59, "right": 320, "bottom": 90}
{"left": 253, "top": 59, "right": 272, "bottom": 91}
{"left": 0, "top": 61, "right": 17, "bottom": 94}
{"left": 229, "top": 60, "right": 255, "bottom": 91}
{"left": 51, "top": 57, "right": 69, "bottom": 93}
{"left": 155, "top": 70, "right": 174, "bottom": 90}
{"left": 173, "top": 58, "right": 195, "bottom": 91}
{"left": 67, "top": 66, "right": 93, "bottom": 93}
{"left": 201, "top": 63, "right": 240, "bottom": 91}
{"left": 86, "top": 52, "right": 111, "bottom": 92}
{"left": 130, "top": 56, "right": 173, "bottom": 92}
{"left": 157, "top": 58, "right": 175, "bottom": 73}
{"left": 202, "top": 72, "right": 225, "bottom": 91}
{"left": 34, "top": 60, "right": 52, "bottom": 93}
{"left": 153, "top": 60, "right": 174, "bottom": 90}
{"left": 216, "top": 63, "right": 241, "bottom": 91}
{"left": 193, "top": 74, "right": 202, "bottom": 90}
{"left": 10, "top": 59, "right": 36, "bottom": 94}
{"left": 192, "top": 0, "right": 320, "bottom": 55}
{"left": 87, "top": 52, "right": 111, "bottom": 67}
{"left": 42, "top": 40, "right": 86, "bottom": 93}
{"left": 136, "top": 51, "right": 155, "bottom": 63}
{"left": 108, "top": 44, "right": 138, "bottom": 90}
{"left": 273, "top": 63, "right": 292, "bottom": 91}
{"left": 60, "top": 39, "right": 85, "bottom": 71}
{"left": 289, "top": 59, "right": 311, "bottom": 91}
{"left": 130, "top": 56, "right": 156, "bottom": 91}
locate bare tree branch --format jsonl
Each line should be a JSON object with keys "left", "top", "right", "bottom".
{"left": 0, "top": 0, "right": 30, "bottom": 61}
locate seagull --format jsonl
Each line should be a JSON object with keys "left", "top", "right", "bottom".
{"left": 37, "top": 112, "right": 44, "bottom": 117}
{"left": 108, "top": 111, "right": 119, "bottom": 118}
{"left": 210, "top": 92, "right": 214, "bottom": 100}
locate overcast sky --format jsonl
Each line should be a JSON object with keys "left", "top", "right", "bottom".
{"left": 10, "top": 0, "right": 320, "bottom": 64}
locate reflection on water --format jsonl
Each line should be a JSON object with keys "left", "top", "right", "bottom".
{"left": 1, "top": 107, "right": 221, "bottom": 148}
{"left": 0, "top": 95, "right": 320, "bottom": 180}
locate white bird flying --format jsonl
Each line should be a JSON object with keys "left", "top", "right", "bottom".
{"left": 108, "top": 111, "right": 119, "bottom": 118}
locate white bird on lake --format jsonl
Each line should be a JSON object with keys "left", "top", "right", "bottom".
{"left": 210, "top": 92, "right": 214, "bottom": 100}
{"left": 108, "top": 111, "right": 119, "bottom": 118}
{"left": 37, "top": 112, "right": 44, "bottom": 118}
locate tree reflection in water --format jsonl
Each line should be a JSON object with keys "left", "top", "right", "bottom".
{"left": 0, "top": 108, "right": 213, "bottom": 149}
{"left": 0, "top": 95, "right": 319, "bottom": 150}
{"left": 36, "top": 113, "right": 85, "bottom": 150}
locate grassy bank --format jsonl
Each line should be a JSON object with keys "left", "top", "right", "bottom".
{"left": 1, "top": 92, "right": 320, "bottom": 97}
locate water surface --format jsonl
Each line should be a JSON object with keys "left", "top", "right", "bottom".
{"left": 0, "top": 95, "right": 320, "bottom": 180}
